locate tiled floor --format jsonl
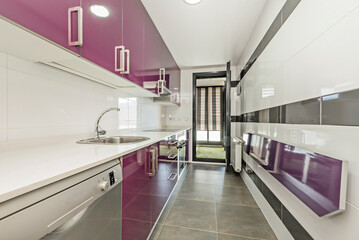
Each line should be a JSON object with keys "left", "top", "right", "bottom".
{"left": 150, "top": 164, "right": 277, "bottom": 240}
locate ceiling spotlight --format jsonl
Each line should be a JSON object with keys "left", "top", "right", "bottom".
{"left": 90, "top": 5, "right": 110, "bottom": 18}
{"left": 183, "top": 0, "right": 203, "bottom": 5}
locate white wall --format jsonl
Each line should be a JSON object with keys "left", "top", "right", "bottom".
{"left": 235, "top": 0, "right": 286, "bottom": 78}
{"left": 234, "top": 0, "right": 359, "bottom": 239}
{"left": 0, "top": 52, "right": 162, "bottom": 142}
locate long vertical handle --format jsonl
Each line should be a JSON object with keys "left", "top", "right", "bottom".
{"left": 115, "top": 46, "right": 125, "bottom": 72}
{"left": 146, "top": 148, "right": 156, "bottom": 177}
{"left": 153, "top": 146, "right": 158, "bottom": 173}
{"left": 122, "top": 49, "right": 130, "bottom": 74}
{"left": 68, "top": 6, "right": 83, "bottom": 46}
{"left": 158, "top": 68, "right": 166, "bottom": 95}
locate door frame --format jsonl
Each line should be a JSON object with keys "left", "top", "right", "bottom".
{"left": 192, "top": 71, "right": 227, "bottom": 163}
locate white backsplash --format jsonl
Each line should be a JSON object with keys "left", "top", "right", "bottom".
{"left": 0, "top": 52, "right": 162, "bottom": 141}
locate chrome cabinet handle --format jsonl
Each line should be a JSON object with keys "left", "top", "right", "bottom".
{"left": 122, "top": 49, "right": 130, "bottom": 74}
{"left": 146, "top": 148, "right": 156, "bottom": 177}
{"left": 115, "top": 46, "right": 125, "bottom": 72}
{"left": 157, "top": 68, "right": 166, "bottom": 94}
{"left": 153, "top": 146, "right": 159, "bottom": 173}
{"left": 68, "top": 6, "right": 83, "bottom": 46}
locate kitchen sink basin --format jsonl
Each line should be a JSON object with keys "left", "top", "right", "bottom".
{"left": 76, "top": 136, "right": 150, "bottom": 145}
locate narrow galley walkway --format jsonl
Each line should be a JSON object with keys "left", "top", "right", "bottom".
{"left": 151, "top": 164, "right": 277, "bottom": 240}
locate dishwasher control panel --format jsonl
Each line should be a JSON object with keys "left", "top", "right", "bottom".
{"left": 109, "top": 171, "right": 115, "bottom": 186}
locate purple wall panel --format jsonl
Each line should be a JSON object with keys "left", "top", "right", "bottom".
{"left": 0, "top": 0, "right": 81, "bottom": 54}
{"left": 246, "top": 133, "right": 346, "bottom": 217}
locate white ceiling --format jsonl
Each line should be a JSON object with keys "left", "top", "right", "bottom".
{"left": 141, "top": 0, "right": 267, "bottom": 69}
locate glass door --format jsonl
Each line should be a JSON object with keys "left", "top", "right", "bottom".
{"left": 194, "top": 77, "right": 226, "bottom": 162}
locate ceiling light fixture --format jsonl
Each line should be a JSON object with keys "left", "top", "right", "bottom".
{"left": 183, "top": 0, "right": 203, "bottom": 5}
{"left": 90, "top": 5, "right": 110, "bottom": 18}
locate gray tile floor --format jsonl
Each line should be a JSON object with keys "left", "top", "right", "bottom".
{"left": 150, "top": 164, "right": 277, "bottom": 240}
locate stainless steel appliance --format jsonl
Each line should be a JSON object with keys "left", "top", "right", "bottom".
{"left": 0, "top": 159, "right": 122, "bottom": 240}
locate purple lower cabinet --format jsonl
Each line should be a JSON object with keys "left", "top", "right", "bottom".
{"left": 0, "top": 0, "right": 81, "bottom": 55}
{"left": 246, "top": 133, "right": 348, "bottom": 217}
{"left": 122, "top": 144, "right": 177, "bottom": 240}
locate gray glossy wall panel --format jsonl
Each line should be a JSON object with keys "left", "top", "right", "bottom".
{"left": 281, "top": 0, "right": 301, "bottom": 24}
{"left": 322, "top": 90, "right": 359, "bottom": 126}
{"left": 281, "top": 98, "right": 320, "bottom": 124}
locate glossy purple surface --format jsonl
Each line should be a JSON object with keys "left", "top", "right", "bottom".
{"left": 143, "top": 9, "right": 180, "bottom": 93}
{"left": 122, "top": 145, "right": 177, "bottom": 240}
{"left": 82, "top": 0, "right": 123, "bottom": 75}
{"left": 0, "top": 0, "right": 81, "bottom": 54}
{"left": 245, "top": 133, "right": 345, "bottom": 217}
{"left": 0, "top": 0, "right": 181, "bottom": 93}
{"left": 122, "top": 0, "right": 145, "bottom": 86}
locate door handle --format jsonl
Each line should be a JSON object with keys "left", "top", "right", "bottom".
{"left": 115, "top": 46, "right": 125, "bottom": 72}
{"left": 68, "top": 6, "right": 83, "bottom": 46}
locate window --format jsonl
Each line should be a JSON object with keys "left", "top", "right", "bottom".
{"left": 118, "top": 98, "right": 137, "bottom": 129}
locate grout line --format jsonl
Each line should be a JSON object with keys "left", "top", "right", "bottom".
{"left": 163, "top": 223, "right": 265, "bottom": 240}
{"left": 5, "top": 54, "right": 8, "bottom": 141}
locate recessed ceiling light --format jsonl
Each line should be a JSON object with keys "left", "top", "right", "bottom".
{"left": 90, "top": 5, "right": 110, "bottom": 18}
{"left": 183, "top": 0, "right": 203, "bottom": 5}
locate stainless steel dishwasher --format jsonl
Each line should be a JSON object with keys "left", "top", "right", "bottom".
{"left": 0, "top": 159, "right": 123, "bottom": 240}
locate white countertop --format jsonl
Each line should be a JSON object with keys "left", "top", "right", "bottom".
{"left": 0, "top": 128, "right": 190, "bottom": 203}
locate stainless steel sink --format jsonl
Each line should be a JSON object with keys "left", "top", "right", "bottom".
{"left": 76, "top": 136, "right": 150, "bottom": 145}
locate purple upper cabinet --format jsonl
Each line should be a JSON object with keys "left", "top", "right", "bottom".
{"left": 81, "top": 0, "right": 123, "bottom": 75}
{"left": 0, "top": 0, "right": 81, "bottom": 55}
{"left": 122, "top": 0, "right": 145, "bottom": 86}
{"left": 143, "top": 10, "right": 162, "bottom": 87}
{"left": 143, "top": 10, "right": 180, "bottom": 93}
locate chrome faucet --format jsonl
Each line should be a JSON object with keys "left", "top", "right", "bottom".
{"left": 95, "top": 107, "right": 121, "bottom": 138}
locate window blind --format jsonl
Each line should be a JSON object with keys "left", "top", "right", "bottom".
{"left": 196, "top": 86, "right": 222, "bottom": 132}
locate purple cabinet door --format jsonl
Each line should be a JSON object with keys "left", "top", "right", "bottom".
{"left": 143, "top": 10, "right": 163, "bottom": 90}
{"left": 0, "top": 0, "right": 81, "bottom": 54}
{"left": 122, "top": 145, "right": 174, "bottom": 240}
{"left": 122, "top": 148, "right": 152, "bottom": 240}
{"left": 122, "top": 0, "right": 145, "bottom": 86}
{"left": 143, "top": 10, "right": 180, "bottom": 95}
{"left": 81, "top": 0, "right": 123, "bottom": 75}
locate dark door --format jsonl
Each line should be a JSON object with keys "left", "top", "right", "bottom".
{"left": 192, "top": 71, "right": 227, "bottom": 163}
